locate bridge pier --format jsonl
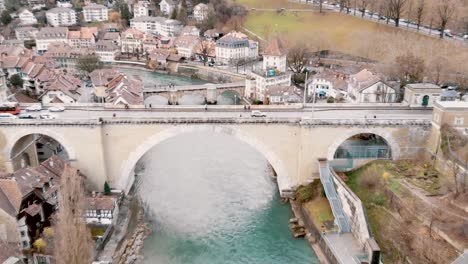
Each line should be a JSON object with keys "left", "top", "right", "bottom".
{"left": 206, "top": 84, "right": 217, "bottom": 104}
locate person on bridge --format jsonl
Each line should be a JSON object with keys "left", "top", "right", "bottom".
{"left": 205, "top": 104, "right": 208, "bottom": 111}
{"left": 125, "top": 104, "right": 129, "bottom": 110}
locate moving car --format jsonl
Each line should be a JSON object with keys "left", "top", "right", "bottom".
{"left": 48, "top": 106, "right": 65, "bottom": 112}
{"left": 0, "top": 113, "right": 17, "bottom": 119}
{"left": 26, "top": 104, "right": 42, "bottom": 111}
{"left": 251, "top": 110, "right": 266, "bottom": 117}
{"left": 39, "top": 114, "right": 56, "bottom": 119}
{"left": 18, "top": 113, "right": 35, "bottom": 119}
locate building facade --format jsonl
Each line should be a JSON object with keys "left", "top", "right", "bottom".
{"left": 18, "top": 9, "right": 38, "bottom": 25}
{"left": 159, "top": 0, "right": 176, "bottom": 16}
{"left": 245, "top": 37, "right": 290, "bottom": 101}
{"left": 403, "top": 83, "right": 442, "bottom": 107}
{"left": 215, "top": 31, "right": 258, "bottom": 65}
{"left": 83, "top": 3, "right": 108, "bottom": 22}
{"left": 130, "top": 16, "right": 183, "bottom": 37}
{"left": 347, "top": 69, "right": 398, "bottom": 103}
{"left": 36, "top": 27, "right": 69, "bottom": 54}
{"left": 193, "top": 3, "right": 209, "bottom": 21}
{"left": 46, "top": 7, "right": 77, "bottom": 27}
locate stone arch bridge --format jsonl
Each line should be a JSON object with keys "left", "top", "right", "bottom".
{"left": 143, "top": 82, "right": 245, "bottom": 105}
{"left": 0, "top": 118, "right": 431, "bottom": 197}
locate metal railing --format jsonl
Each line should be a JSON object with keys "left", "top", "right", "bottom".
{"left": 334, "top": 145, "right": 391, "bottom": 160}
{"left": 318, "top": 159, "right": 351, "bottom": 233}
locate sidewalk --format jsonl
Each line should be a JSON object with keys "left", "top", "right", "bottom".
{"left": 324, "top": 232, "right": 366, "bottom": 264}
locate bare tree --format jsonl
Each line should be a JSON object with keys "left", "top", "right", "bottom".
{"left": 455, "top": 75, "right": 468, "bottom": 100}
{"left": 428, "top": 56, "right": 448, "bottom": 85}
{"left": 388, "top": 0, "right": 407, "bottom": 27}
{"left": 338, "top": 0, "right": 351, "bottom": 13}
{"left": 395, "top": 52, "right": 425, "bottom": 83}
{"left": 287, "top": 43, "right": 308, "bottom": 74}
{"left": 55, "top": 166, "right": 93, "bottom": 264}
{"left": 318, "top": 0, "right": 324, "bottom": 13}
{"left": 359, "top": 0, "right": 370, "bottom": 17}
{"left": 436, "top": 0, "right": 456, "bottom": 38}
{"left": 198, "top": 40, "right": 211, "bottom": 66}
{"left": 450, "top": 160, "right": 461, "bottom": 198}
{"left": 415, "top": 0, "right": 425, "bottom": 31}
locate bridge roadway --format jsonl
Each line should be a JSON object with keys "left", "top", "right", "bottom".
{"left": 2, "top": 106, "right": 434, "bottom": 199}
{"left": 22, "top": 108, "right": 433, "bottom": 120}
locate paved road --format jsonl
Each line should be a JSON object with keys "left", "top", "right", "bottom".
{"left": 21, "top": 108, "right": 433, "bottom": 120}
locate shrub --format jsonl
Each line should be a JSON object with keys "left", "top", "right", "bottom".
{"left": 326, "top": 97, "right": 335, "bottom": 103}
{"left": 295, "top": 181, "right": 321, "bottom": 203}
{"left": 373, "top": 194, "right": 386, "bottom": 206}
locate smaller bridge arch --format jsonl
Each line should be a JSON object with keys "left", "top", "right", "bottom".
{"left": 5, "top": 128, "right": 76, "bottom": 164}
{"left": 118, "top": 125, "right": 292, "bottom": 195}
{"left": 327, "top": 129, "right": 400, "bottom": 161}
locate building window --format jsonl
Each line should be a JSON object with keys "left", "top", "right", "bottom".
{"left": 454, "top": 117, "right": 464, "bottom": 125}
{"left": 22, "top": 241, "right": 28, "bottom": 248}
{"left": 20, "top": 231, "right": 25, "bottom": 237}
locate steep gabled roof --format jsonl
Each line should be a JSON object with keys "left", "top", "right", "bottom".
{"left": 263, "top": 37, "right": 287, "bottom": 57}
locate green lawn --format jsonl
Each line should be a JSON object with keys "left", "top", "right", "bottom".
{"left": 304, "top": 196, "right": 335, "bottom": 231}
{"left": 236, "top": 0, "right": 468, "bottom": 75}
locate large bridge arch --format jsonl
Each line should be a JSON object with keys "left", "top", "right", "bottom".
{"left": 118, "top": 125, "right": 291, "bottom": 195}
{"left": 5, "top": 128, "right": 77, "bottom": 162}
{"left": 326, "top": 129, "right": 401, "bottom": 161}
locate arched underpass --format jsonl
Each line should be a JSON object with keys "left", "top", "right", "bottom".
{"left": 10, "top": 134, "right": 69, "bottom": 170}
{"left": 330, "top": 133, "right": 394, "bottom": 171}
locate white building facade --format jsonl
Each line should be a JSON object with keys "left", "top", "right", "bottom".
{"left": 215, "top": 32, "right": 258, "bottom": 65}
{"left": 130, "top": 16, "right": 183, "bottom": 37}
{"left": 133, "top": 0, "right": 150, "bottom": 17}
{"left": 347, "top": 69, "right": 398, "bottom": 103}
{"left": 46, "top": 7, "right": 77, "bottom": 27}
{"left": 159, "top": 0, "right": 176, "bottom": 16}
{"left": 18, "top": 9, "right": 38, "bottom": 25}
{"left": 36, "top": 27, "right": 69, "bottom": 54}
{"left": 83, "top": 3, "right": 108, "bottom": 22}
{"left": 193, "top": 3, "right": 209, "bottom": 21}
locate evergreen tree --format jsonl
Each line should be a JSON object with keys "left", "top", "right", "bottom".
{"left": 104, "top": 181, "right": 111, "bottom": 194}
{"left": 0, "top": 11, "right": 12, "bottom": 25}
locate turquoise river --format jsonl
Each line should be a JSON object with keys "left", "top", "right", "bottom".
{"left": 136, "top": 132, "right": 319, "bottom": 264}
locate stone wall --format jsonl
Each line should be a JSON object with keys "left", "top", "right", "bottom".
{"left": 176, "top": 64, "right": 245, "bottom": 83}
{"left": 330, "top": 168, "right": 381, "bottom": 262}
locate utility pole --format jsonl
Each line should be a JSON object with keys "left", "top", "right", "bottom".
{"left": 303, "top": 71, "right": 308, "bottom": 105}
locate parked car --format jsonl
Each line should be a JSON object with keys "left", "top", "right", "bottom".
{"left": 39, "top": 114, "right": 56, "bottom": 119}
{"left": 251, "top": 110, "right": 266, "bottom": 117}
{"left": 48, "top": 106, "right": 65, "bottom": 112}
{"left": 18, "top": 113, "right": 35, "bottom": 119}
{"left": 26, "top": 104, "right": 42, "bottom": 111}
{"left": 0, "top": 113, "right": 17, "bottom": 119}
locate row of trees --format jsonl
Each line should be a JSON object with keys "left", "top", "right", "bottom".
{"left": 330, "top": 0, "right": 461, "bottom": 38}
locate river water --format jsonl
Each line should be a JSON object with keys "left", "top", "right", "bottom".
{"left": 136, "top": 132, "right": 319, "bottom": 264}
{"left": 119, "top": 68, "right": 241, "bottom": 105}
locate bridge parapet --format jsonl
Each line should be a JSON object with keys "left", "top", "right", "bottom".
{"left": 0, "top": 117, "right": 432, "bottom": 126}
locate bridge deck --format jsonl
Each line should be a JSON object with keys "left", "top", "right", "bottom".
{"left": 143, "top": 82, "right": 245, "bottom": 93}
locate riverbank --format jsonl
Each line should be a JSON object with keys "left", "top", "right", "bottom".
{"left": 345, "top": 160, "right": 465, "bottom": 263}
{"left": 116, "top": 208, "right": 151, "bottom": 264}
{"left": 112, "top": 62, "right": 246, "bottom": 84}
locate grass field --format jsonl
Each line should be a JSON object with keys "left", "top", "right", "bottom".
{"left": 244, "top": 11, "right": 390, "bottom": 51}
{"left": 235, "top": 0, "right": 468, "bottom": 75}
